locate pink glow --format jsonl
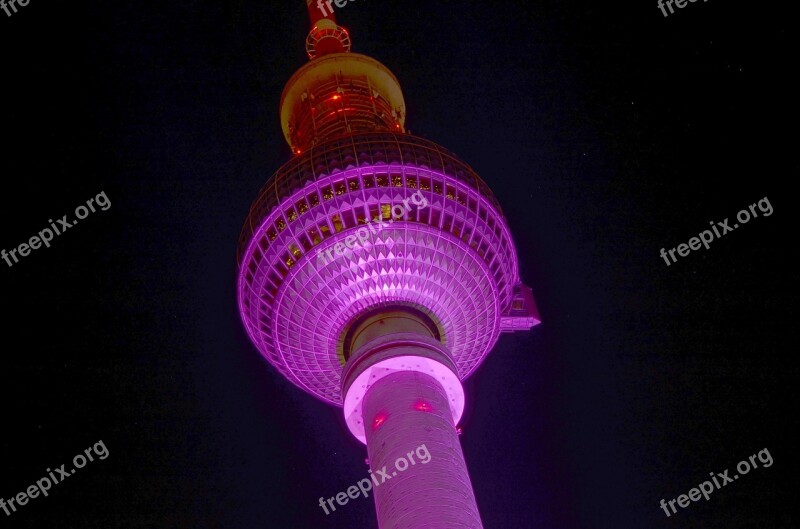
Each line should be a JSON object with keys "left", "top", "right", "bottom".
{"left": 233, "top": 134, "right": 545, "bottom": 404}
{"left": 371, "top": 412, "right": 388, "bottom": 430}
{"left": 237, "top": 10, "right": 540, "bottom": 529}
{"left": 412, "top": 400, "right": 433, "bottom": 412}
{"left": 342, "top": 354, "right": 465, "bottom": 444}
{"left": 363, "top": 370, "right": 484, "bottom": 528}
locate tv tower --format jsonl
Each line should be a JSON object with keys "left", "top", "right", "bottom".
{"left": 237, "top": 2, "right": 541, "bottom": 527}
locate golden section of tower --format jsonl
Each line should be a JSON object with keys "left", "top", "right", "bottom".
{"left": 279, "top": 53, "right": 407, "bottom": 152}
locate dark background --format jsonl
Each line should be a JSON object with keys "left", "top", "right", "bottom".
{"left": 1, "top": 0, "right": 797, "bottom": 527}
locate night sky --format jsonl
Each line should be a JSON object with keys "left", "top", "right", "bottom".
{"left": 1, "top": 0, "right": 797, "bottom": 528}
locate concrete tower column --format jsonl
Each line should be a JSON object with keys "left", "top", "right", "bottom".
{"left": 362, "top": 368, "right": 484, "bottom": 529}
{"left": 341, "top": 308, "right": 484, "bottom": 529}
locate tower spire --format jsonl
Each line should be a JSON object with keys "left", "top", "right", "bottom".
{"left": 305, "top": 0, "right": 351, "bottom": 60}
{"left": 279, "top": 3, "right": 405, "bottom": 153}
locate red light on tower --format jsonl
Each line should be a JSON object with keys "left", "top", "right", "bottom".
{"left": 413, "top": 400, "right": 433, "bottom": 412}
{"left": 371, "top": 412, "right": 388, "bottom": 431}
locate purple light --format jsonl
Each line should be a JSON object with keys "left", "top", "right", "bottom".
{"left": 342, "top": 353, "right": 465, "bottom": 443}
{"left": 413, "top": 400, "right": 433, "bottom": 412}
{"left": 237, "top": 133, "right": 539, "bottom": 405}
{"left": 371, "top": 412, "right": 388, "bottom": 431}
{"left": 237, "top": 12, "right": 543, "bottom": 529}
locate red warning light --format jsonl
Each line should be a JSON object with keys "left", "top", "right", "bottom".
{"left": 413, "top": 400, "right": 433, "bottom": 412}
{"left": 372, "top": 412, "right": 388, "bottom": 430}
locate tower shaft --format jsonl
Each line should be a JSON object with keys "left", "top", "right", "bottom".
{"left": 342, "top": 310, "right": 483, "bottom": 528}
{"left": 363, "top": 368, "right": 484, "bottom": 529}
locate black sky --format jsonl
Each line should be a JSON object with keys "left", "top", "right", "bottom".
{"left": 1, "top": 0, "right": 798, "bottom": 528}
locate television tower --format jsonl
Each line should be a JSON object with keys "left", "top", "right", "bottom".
{"left": 237, "top": 2, "right": 541, "bottom": 527}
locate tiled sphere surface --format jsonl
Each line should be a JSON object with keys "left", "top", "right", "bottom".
{"left": 238, "top": 132, "right": 521, "bottom": 404}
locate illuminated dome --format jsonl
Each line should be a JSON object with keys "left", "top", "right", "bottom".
{"left": 238, "top": 131, "right": 537, "bottom": 404}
